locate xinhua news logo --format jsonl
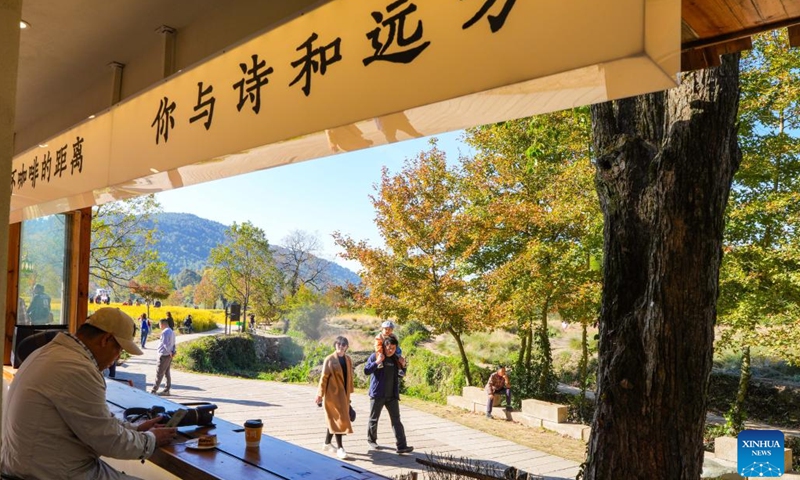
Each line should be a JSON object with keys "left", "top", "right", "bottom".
{"left": 738, "top": 429, "right": 784, "bottom": 477}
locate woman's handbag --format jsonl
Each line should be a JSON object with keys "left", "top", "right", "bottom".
{"left": 349, "top": 405, "right": 356, "bottom": 422}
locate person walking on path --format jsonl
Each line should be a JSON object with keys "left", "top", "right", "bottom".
{"left": 140, "top": 313, "right": 150, "bottom": 348}
{"left": 485, "top": 365, "right": 512, "bottom": 419}
{"left": 151, "top": 318, "right": 176, "bottom": 395}
{"left": 315, "top": 336, "right": 354, "bottom": 460}
{"left": 364, "top": 336, "right": 413, "bottom": 454}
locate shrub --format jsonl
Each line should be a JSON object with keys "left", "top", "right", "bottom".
{"left": 289, "top": 304, "right": 329, "bottom": 340}
{"left": 174, "top": 334, "right": 258, "bottom": 375}
{"left": 399, "top": 341, "right": 484, "bottom": 403}
{"left": 400, "top": 320, "right": 431, "bottom": 341}
{"left": 263, "top": 341, "right": 330, "bottom": 383}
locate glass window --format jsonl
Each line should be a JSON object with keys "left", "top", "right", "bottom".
{"left": 17, "top": 214, "right": 70, "bottom": 326}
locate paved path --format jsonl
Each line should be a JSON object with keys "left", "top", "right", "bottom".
{"left": 114, "top": 329, "right": 581, "bottom": 480}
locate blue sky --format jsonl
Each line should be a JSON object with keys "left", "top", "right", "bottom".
{"left": 155, "top": 130, "right": 471, "bottom": 272}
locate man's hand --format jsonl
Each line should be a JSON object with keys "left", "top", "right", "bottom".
{"left": 314, "top": 395, "right": 322, "bottom": 405}
{"left": 398, "top": 356, "right": 407, "bottom": 368}
{"left": 136, "top": 415, "right": 165, "bottom": 432}
{"left": 149, "top": 426, "right": 178, "bottom": 446}
{"left": 376, "top": 353, "right": 385, "bottom": 365}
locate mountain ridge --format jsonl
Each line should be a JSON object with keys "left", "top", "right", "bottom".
{"left": 148, "top": 212, "right": 360, "bottom": 288}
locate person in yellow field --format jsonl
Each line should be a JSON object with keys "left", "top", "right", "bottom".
{"left": 315, "top": 336, "right": 355, "bottom": 460}
{"left": 484, "top": 365, "right": 512, "bottom": 419}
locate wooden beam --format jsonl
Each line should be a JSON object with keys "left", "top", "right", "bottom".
{"left": 682, "top": 17, "right": 800, "bottom": 51}
{"left": 714, "top": 37, "right": 753, "bottom": 55}
{"left": 69, "top": 207, "right": 92, "bottom": 331}
{"left": 789, "top": 25, "right": 800, "bottom": 48}
{"left": 681, "top": 47, "right": 721, "bottom": 72}
{"left": 680, "top": 37, "right": 752, "bottom": 73}
{"left": 4, "top": 223, "right": 20, "bottom": 366}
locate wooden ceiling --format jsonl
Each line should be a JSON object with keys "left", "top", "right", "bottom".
{"left": 681, "top": 0, "right": 800, "bottom": 70}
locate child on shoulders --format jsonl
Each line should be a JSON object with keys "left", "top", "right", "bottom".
{"left": 375, "top": 320, "right": 406, "bottom": 377}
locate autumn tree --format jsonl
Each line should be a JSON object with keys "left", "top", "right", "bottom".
{"left": 276, "top": 230, "right": 329, "bottom": 296}
{"left": 582, "top": 54, "right": 741, "bottom": 478}
{"left": 209, "top": 222, "right": 283, "bottom": 331}
{"left": 91, "top": 195, "right": 161, "bottom": 290}
{"left": 334, "top": 143, "right": 475, "bottom": 384}
{"left": 129, "top": 260, "right": 173, "bottom": 318}
{"left": 716, "top": 31, "right": 800, "bottom": 433}
{"left": 460, "top": 111, "right": 602, "bottom": 399}
{"left": 194, "top": 268, "right": 223, "bottom": 309}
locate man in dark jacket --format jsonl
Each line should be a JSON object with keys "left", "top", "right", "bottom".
{"left": 364, "top": 336, "right": 413, "bottom": 454}
{"left": 27, "top": 284, "right": 51, "bottom": 324}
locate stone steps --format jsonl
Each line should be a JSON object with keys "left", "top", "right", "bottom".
{"left": 447, "top": 387, "right": 591, "bottom": 441}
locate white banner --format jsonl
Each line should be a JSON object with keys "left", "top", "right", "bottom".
{"left": 10, "top": 0, "right": 678, "bottom": 221}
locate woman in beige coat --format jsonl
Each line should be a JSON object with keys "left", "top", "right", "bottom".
{"left": 315, "top": 336, "right": 354, "bottom": 460}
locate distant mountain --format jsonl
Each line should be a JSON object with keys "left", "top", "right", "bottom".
{"left": 146, "top": 212, "right": 361, "bottom": 288}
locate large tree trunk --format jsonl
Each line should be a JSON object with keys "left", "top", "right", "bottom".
{"left": 584, "top": 55, "right": 740, "bottom": 479}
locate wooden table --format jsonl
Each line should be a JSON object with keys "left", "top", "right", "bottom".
{"left": 106, "top": 381, "right": 388, "bottom": 480}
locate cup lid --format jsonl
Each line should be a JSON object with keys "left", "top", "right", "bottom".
{"left": 244, "top": 419, "right": 263, "bottom": 427}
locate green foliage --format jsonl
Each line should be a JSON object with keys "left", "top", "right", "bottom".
{"left": 556, "top": 350, "right": 597, "bottom": 388}
{"left": 509, "top": 346, "right": 558, "bottom": 402}
{"left": 706, "top": 372, "right": 800, "bottom": 427}
{"left": 262, "top": 341, "right": 330, "bottom": 383}
{"left": 286, "top": 286, "right": 331, "bottom": 340}
{"left": 129, "top": 260, "right": 173, "bottom": 303}
{"left": 400, "top": 345, "right": 479, "bottom": 403}
{"left": 334, "top": 141, "right": 476, "bottom": 385}
{"left": 174, "top": 269, "right": 201, "bottom": 289}
{"left": 91, "top": 195, "right": 162, "bottom": 290}
{"left": 460, "top": 111, "right": 602, "bottom": 396}
{"left": 399, "top": 320, "right": 431, "bottom": 341}
{"left": 717, "top": 31, "right": 800, "bottom": 424}
{"left": 174, "top": 335, "right": 259, "bottom": 375}
{"left": 209, "top": 221, "right": 284, "bottom": 321}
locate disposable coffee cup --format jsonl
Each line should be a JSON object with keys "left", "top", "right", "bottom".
{"left": 244, "top": 419, "right": 263, "bottom": 448}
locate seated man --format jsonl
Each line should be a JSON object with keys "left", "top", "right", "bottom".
{"left": 484, "top": 365, "right": 512, "bottom": 419}
{"left": 1, "top": 307, "right": 177, "bottom": 479}
{"left": 183, "top": 315, "right": 193, "bottom": 334}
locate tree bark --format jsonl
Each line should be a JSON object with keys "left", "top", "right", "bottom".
{"left": 517, "top": 328, "right": 528, "bottom": 372}
{"left": 536, "top": 300, "right": 553, "bottom": 396}
{"left": 525, "top": 319, "right": 533, "bottom": 370}
{"left": 579, "top": 322, "right": 589, "bottom": 423}
{"left": 584, "top": 54, "right": 741, "bottom": 479}
{"left": 730, "top": 345, "right": 751, "bottom": 432}
{"left": 448, "top": 325, "right": 473, "bottom": 386}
